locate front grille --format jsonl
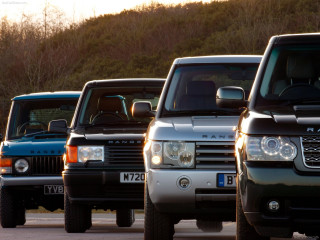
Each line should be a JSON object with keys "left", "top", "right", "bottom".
{"left": 302, "top": 136, "right": 320, "bottom": 168}
{"left": 31, "top": 156, "right": 63, "bottom": 175}
{"left": 104, "top": 145, "right": 144, "bottom": 166}
{"left": 196, "top": 142, "right": 235, "bottom": 169}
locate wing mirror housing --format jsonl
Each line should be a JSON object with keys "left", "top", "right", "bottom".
{"left": 216, "top": 86, "right": 247, "bottom": 108}
{"left": 132, "top": 101, "right": 155, "bottom": 118}
{"left": 48, "top": 119, "right": 68, "bottom": 133}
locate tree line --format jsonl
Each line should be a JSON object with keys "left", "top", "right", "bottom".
{"left": 0, "top": 0, "right": 319, "bottom": 130}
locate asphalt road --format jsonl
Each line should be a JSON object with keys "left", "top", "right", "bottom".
{"left": 0, "top": 213, "right": 316, "bottom": 240}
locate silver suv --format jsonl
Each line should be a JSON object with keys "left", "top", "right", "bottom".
{"left": 133, "top": 55, "right": 261, "bottom": 240}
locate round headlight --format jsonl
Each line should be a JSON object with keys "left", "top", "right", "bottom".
{"left": 164, "top": 142, "right": 185, "bottom": 160}
{"left": 279, "top": 143, "right": 297, "bottom": 160}
{"left": 178, "top": 151, "right": 194, "bottom": 167}
{"left": 261, "top": 137, "right": 280, "bottom": 155}
{"left": 15, "top": 159, "right": 29, "bottom": 173}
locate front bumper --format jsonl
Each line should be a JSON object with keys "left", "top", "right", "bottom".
{"left": 63, "top": 169, "right": 144, "bottom": 209}
{"left": 147, "top": 169, "right": 236, "bottom": 217}
{"left": 0, "top": 176, "right": 62, "bottom": 187}
{"left": 241, "top": 163, "right": 320, "bottom": 231}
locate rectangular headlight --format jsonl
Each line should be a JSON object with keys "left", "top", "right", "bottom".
{"left": 145, "top": 141, "right": 195, "bottom": 168}
{"left": 78, "top": 146, "right": 104, "bottom": 162}
{"left": 246, "top": 136, "right": 297, "bottom": 161}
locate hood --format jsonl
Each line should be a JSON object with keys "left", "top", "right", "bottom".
{"left": 1, "top": 138, "right": 67, "bottom": 156}
{"left": 240, "top": 107, "right": 320, "bottom": 135}
{"left": 148, "top": 116, "right": 239, "bottom": 141}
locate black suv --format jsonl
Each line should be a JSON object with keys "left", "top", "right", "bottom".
{"left": 49, "top": 78, "right": 165, "bottom": 233}
{"left": 218, "top": 33, "right": 320, "bottom": 239}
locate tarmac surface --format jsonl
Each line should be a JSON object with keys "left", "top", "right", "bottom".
{"left": 0, "top": 213, "right": 317, "bottom": 240}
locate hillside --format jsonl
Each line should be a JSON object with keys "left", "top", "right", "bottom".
{"left": 0, "top": 0, "right": 319, "bottom": 128}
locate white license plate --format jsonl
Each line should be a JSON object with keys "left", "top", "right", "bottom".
{"left": 120, "top": 172, "right": 145, "bottom": 183}
{"left": 217, "top": 174, "right": 236, "bottom": 187}
{"left": 44, "top": 185, "right": 64, "bottom": 195}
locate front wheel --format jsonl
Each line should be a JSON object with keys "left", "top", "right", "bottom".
{"left": 16, "top": 202, "right": 26, "bottom": 226}
{"left": 0, "top": 188, "right": 17, "bottom": 228}
{"left": 64, "top": 191, "right": 88, "bottom": 233}
{"left": 236, "top": 178, "right": 269, "bottom": 240}
{"left": 144, "top": 183, "right": 174, "bottom": 240}
{"left": 116, "top": 209, "right": 135, "bottom": 227}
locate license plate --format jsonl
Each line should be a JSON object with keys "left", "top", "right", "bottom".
{"left": 120, "top": 172, "right": 145, "bottom": 183}
{"left": 44, "top": 185, "right": 64, "bottom": 195}
{"left": 217, "top": 173, "right": 236, "bottom": 187}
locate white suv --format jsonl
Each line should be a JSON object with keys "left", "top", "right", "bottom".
{"left": 133, "top": 55, "right": 261, "bottom": 240}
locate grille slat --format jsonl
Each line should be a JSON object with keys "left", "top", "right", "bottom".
{"left": 31, "top": 156, "right": 63, "bottom": 175}
{"left": 196, "top": 141, "right": 235, "bottom": 169}
{"left": 104, "top": 144, "right": 144, "bottom": 165}
{"left": 302, "top": 136, "right": 320, "bottom": 168}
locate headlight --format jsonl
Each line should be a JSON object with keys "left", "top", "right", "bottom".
{"left": 78, "top": 146, "right": 104, "bottom": 162}
{"left": 146, "top": 141, "right": 195, "bottom": 168}
{"left": 14, "top": 159, "right": 29, "bottom": 173}
{"left": 246, "top": 136, "right": 297, "bottom": 161}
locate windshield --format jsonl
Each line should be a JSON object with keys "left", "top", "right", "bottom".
{"left": 162, "top": 63, "right": 259, "bottom": 116}
{"left": 256, "top": 45, "right": 320, "bottom": 108}
{"left": 8, "top": 99, "right": 78, "bottom": 139}
{"left": 78, "top": 85, "right": 163, "bottom": 127}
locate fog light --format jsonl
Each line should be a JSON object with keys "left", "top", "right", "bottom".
{"left": 268, "top": 200, "right": 280, "bottom": 212}
{"left": 177, "top": 176, "right": 191, "bottom": 190}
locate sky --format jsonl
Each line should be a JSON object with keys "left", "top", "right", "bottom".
{"left": 0, "top": 0, "right": 213, "bottom": 22}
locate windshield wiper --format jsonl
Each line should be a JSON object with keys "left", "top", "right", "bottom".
{"left": 23, "top": 130, "right": 48, "bottom": 138}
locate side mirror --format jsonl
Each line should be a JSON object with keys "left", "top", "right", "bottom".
{"left": 48, "top": 119, "right": 68, "bottom": 133}
{"left": 132, "top": 101, "right": 155, "bottom": 118}
{"left": 216, "top": 86, "right": 246, "bottom": 108}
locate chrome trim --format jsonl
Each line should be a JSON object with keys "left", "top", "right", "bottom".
{"left": 301, "top": 136, "right": 320, "bottom": 169}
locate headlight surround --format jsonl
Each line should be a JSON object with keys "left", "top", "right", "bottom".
{"left": 78, "top": 146, "right": 104, "bottom": 162}
{"left": 146, "top": 141, "right": 195, "bottom": 168}
{"left": 14, "top": 159, "right": 29, "bottom": 173}
{"left": 246, "top": 136, "right": 297, "bottom": 161}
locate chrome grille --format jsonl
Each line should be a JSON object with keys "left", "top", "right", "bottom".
{"left": 196, "top": 142, "right": 235, "bottom": 169}
{"left": 31, "top": 156, "right": 63, "bottom": 175}
{"left": 104, "top": 145, "right": 143, "bottom": 165}
{"left": 302, "top": 136, "right": 320, "bottom": 168}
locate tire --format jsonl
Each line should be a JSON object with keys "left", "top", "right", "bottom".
{"left": 0, "top": 188, "right": 17, "bottom": 228}
{"left": 116, "top": 209, "right": 135, "bottom": 227}
{"left": 236, "top": 178, "right": 269, "bottom": 240}
{"left": 64, "top": 191, "right": 88, "bottom": 233}
{"left": 144, "top": 184, "right": 174, "bottom": 240}
{"left": 15, "top": 202, "right": 26, "bottom": 226}
{"left": 196, "top": 219, "right": 223, "bottom": 232}
{"left": 85, "top": 207, "right": 92, "bottom": 230}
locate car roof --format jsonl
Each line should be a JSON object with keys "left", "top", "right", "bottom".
{"left": 12, "top": 91, "right": 81, "bottom": 101}
{"left": 173, "top": 55, "right": 262, "bottom": 64}
{"left": 84, "top": 78, "right": 166, "bottom": 87}
{"left": 273, "top": 32, "right": 320, "bottom": 45}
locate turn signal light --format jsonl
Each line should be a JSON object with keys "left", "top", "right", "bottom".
{"left": 66, "top": 146, "right": 77, "bottom": 163}
{"left": 0, "top": 157, "right": 12, "bottom": 174}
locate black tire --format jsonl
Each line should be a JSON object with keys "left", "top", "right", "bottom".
{"left": 64, "top": 191, "right": 88, "bottom": 233}
{"left": 236, "top": 178, "right": 269, "bottom": 240}
{"left": 196, "top": 219, "right": 223, "bottom": 232}
{"left": 144, "top": 184, "right": 174, "bottom": 240}
{"left": 116, "top": 209, "right": 135, "bottom": 227}
{"left": 85, "top": 207, "right": 92, "bottom": 230}
{"left": 15, "top": 202, "right": 26, "bottom": 226}
{"left": 0, "top": 188, "right": 17, "bottom": 228}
